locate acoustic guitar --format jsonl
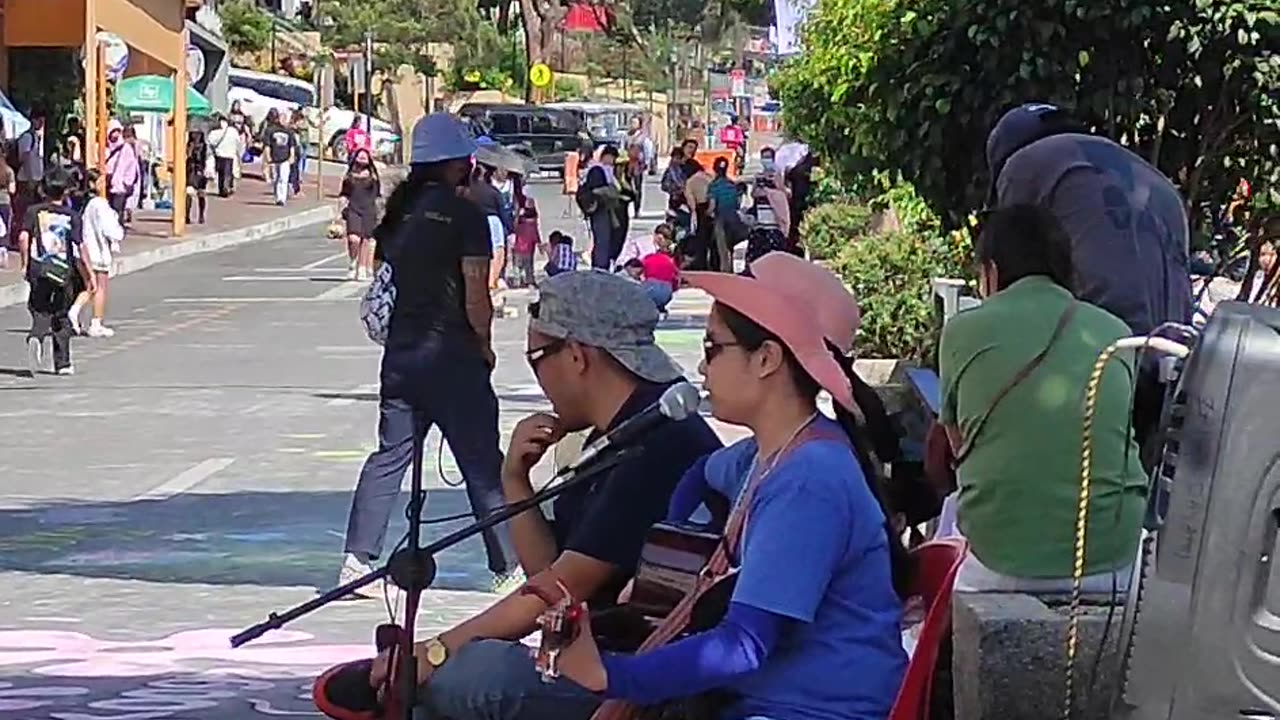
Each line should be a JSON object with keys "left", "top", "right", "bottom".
{"left": 586, "top": 520, "right": 734, "bottom": 653}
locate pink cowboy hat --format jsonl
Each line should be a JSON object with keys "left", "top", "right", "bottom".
{"left": 749, "top": 252, "right": 860, "bottom": 354}
{"left": 685, "top": 262, "right": 855, "bottom": 412}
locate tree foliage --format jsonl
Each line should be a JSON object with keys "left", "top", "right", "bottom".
{"left": 219, "top": 0, "right": 274, "bottom": 54}
{"left": 773, "top": 0, "right": 1280, "bottom": 234}
{"left": 317, "top": 0, "right": 498, "bottom": 76}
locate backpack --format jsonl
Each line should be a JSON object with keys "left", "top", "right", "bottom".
{"left": 5, "top": 131, "right": 27, "bottom": 171}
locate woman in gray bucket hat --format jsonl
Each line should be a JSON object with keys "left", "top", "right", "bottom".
{"left": 339, "top": 112, "right": 520, "bottom": 596}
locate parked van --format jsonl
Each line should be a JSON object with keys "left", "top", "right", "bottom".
{"left": 229, "top": 68, "right": 399, "bottom": 162}
{"left": 545, "top": 101, "right": 644, "bottom": 148}
{"left": 457, "top": 103, "right": 589, "bottom": 174}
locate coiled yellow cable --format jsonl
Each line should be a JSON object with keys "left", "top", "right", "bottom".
{"left": 1063, "top": 336, "right": 1191, "bottom": 719}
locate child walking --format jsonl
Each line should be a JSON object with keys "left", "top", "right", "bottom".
{"left": 73, "top": 169, "right": 124, "bottom": 338}
{"left": 510, "top": 179, "right": 539, "bottom": 288}
{"left": 17, "top": 168, "right": 92, "bottom": 376}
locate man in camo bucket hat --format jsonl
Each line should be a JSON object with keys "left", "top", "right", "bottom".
{"left": 528, "top": 269, "right": 685, "bottom": 383}
{"left": 314, "top": 268, "right": 721, "bottom": 720}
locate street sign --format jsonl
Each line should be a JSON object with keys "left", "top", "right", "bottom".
{"left": 529, "top": 63, "right": 553, "bottom": 88}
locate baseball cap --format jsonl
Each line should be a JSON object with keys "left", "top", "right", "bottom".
{"left": 410, "top": 112, "right": 476, "bottom": 164}
{"left": 985, "top": 102, "right": 1079, "bottom": 203}
{"left": 529, "top": 270, "right": 684, "bottom": 384}
{"left": 684, "top": 265, "right": 855, "bottom": 412}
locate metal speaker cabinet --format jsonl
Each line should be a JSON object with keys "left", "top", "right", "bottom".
{"left": 1120, "top": 302, "right": 1280, "bottom": 720}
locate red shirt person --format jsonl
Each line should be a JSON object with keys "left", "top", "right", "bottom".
{"left": 343, "top": 117, "right": 373, "bottom": 158}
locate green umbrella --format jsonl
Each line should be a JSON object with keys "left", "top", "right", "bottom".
{"left": 116, "top": 75, "right": 212, "bottom": 116}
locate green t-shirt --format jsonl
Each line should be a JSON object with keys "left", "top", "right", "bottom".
{"left": 939, "top": 275, "right": 1146, "bottom": 578}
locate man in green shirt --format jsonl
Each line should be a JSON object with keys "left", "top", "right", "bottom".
{"left": 938, "top": 204, "right": 1146, "bottom": 590}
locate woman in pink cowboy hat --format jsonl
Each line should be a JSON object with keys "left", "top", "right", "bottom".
{"left": 529, "top": 255, "right": 913, "bottom": 720}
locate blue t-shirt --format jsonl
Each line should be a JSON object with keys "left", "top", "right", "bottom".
{"left": 705, "top": 420, "right": 907, "bottom": 720}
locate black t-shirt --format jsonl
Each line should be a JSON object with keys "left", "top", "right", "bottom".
{"left": 22, "top": 201, "right": 82, "bottom": 282}
{"left": 377, "top": 183, "right": 491, "bottom": 348}
{"left": 551, "top": 381, "right": 723, "bottom": 607}
{"left": 265, "top": 125, "right": 297, "bottom": 164}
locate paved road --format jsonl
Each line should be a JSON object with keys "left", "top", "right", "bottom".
{"left": 0, "top": 180, "right": 730, "bottom": 719}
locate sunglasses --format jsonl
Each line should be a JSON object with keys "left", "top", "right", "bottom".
{"left": 702, "top": 336, "right": 741, "bottom": 364}
{"left": 526, "top": 339, "right": 567, "bottom": 370}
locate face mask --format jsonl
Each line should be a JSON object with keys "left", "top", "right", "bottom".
{"left": 761, "top": 157, "right": 776, "bottom": 172}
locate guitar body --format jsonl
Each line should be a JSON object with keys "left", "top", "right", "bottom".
{"left": 628, "top": 521, "right": 723, "bottom": 618}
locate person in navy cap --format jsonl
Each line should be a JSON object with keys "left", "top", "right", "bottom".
{"left": 339, "top": 112, "right": 520, "bottom": 595}
{"left": 986, "top": 103, "right": 1193, "bottom": 457}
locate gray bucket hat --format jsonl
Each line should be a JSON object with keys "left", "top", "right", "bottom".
{"left": 530, "top": 270, "right": 684, "bottom": 384}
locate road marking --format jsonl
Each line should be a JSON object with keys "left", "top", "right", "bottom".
{"left": 133, "top": 457, "right": 235, "bottom": 501}
{"left": 300, "top": 252, "right": 347, "bottom": 270}
{"left": 164, "top": 297, "right": 331, "bottom": 303}
{"left": 222, "top": 275, "right": 327, "bottom": 281}
{"left": 327, "top": 382, "right": 379, "bottom": 407}
{"left": 314, "top": 281, "right": 364, "bottom": 300}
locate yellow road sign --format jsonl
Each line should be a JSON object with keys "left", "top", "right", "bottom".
{"left": 529, "top": 63, "right": 553, "bottom": 88}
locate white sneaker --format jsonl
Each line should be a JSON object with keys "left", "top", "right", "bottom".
{"left": 57, "top": 365, "right": 75, "bottom": 376}
{"left": 26, "top": 337, "right": 42, "bottom": 377}
{"left": 338, "top": 553, "right": 386, "bottom": 600}
{"left": 357, "top": 266, "right": 372, "bottom": 281}
{"left": 88, "top": 322, "right": 115, "bottom": 338}
{"left": 346, "top": 258, "right": 358, "bottom": 280}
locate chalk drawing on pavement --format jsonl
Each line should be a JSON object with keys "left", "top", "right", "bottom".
{"left": 0, "top": 629, "right": 369, "bottom": 719}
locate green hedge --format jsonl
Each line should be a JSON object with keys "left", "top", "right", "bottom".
{"left": 800, "top": 200, "right": 875, "bottom": 261}
{"left": 829, "top": 228, "right": 972, "bottom": 361}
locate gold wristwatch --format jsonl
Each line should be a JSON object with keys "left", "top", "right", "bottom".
{"left": 423, "top": 637, "right": 449, "bottom": 669}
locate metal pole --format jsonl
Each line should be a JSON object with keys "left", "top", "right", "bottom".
{"left": 363, "top": 31, "right": 373, "bottom": 134}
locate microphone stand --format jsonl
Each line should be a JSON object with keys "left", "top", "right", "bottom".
{"left": 230, "top": 432, "right": 640, "bottom": 720}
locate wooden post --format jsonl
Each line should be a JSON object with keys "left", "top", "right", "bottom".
{"left": 96, "top": 44, "right": 108, "bottom": 195}
{"left": 171, "top": 28, "right": 188, "bottom": 238}
{"left": 316, "top": 65, "right": 325, "bottom": 200}
{"left": 83, "top": 0, "right": 98, "bottom": 167}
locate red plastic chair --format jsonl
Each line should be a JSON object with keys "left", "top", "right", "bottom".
{"left": 889, "top": 538, "right": 969, "bottom": 720}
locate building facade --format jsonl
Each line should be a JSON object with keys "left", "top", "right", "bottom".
{"left": 0, "top": 0, "right": 194, "bottom": 234}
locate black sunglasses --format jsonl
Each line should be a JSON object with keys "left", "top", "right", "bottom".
{"left": 702, "top": 336, "right": 741, "bottom": 364}
{"left": 526, "top": 339, "right": 567, "bottom": 370}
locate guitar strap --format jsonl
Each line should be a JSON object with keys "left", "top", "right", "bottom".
{"left": 590, "top": 423, "right": 849, "bottom": 720}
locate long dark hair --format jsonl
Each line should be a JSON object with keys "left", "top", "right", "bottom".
{"left": 346, "top": 149, "right": 380, "bottom": 185}
{"left": 374, "top": 161, "right": 452, "bottom": 244}
{"left": 720, "top": 305, "right": 915, "bottom": 599}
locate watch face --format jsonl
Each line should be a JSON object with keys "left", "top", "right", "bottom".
{"left": 426, "top": 641, "right": 448, "bottom": 666}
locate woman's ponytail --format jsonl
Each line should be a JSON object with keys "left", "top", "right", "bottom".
{"left": 828, "top": 344, "right": 915, "bottom": 600}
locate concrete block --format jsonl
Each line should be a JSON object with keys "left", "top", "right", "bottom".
{"left": 953, "top": 592, "right": 1124, "bottom": 720}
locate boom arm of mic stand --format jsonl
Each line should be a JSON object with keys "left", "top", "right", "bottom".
{"left": 229, "top": 447, "right": 640, "bottom": 648}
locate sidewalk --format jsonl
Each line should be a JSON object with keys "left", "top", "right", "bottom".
{"left": 0, "top": 174, "right": 345, "bottom": 310}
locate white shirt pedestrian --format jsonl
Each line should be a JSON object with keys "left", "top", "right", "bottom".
{"left": 16, "top": 128, "right": 44, "bottom": 183}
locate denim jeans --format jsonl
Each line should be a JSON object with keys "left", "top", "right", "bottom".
{"left": 643, "top": 279, "right": 673, "bottom": 311}
{"left": 589, "top": 212, "right": 614, "bottom": 269}
{"left": 344, "top": 344, "right": 516, "bottom": 575}
{"left": 416, "top": 639, "right": 600, "bottom": 720}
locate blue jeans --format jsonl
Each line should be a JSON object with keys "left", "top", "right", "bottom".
{"left": 343, "top": 343, "right": 516, "bottom": 575}
{"left": 416, "top": 639, "right": 600, "bottom": 720}
{"left": 589, "top": 212, "right": 614, "bottom": 269}
{"left": 643, "top": 279, "right": 673, "bottom": 311}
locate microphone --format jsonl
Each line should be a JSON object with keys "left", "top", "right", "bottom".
{"left": 570, "top": 382, "right": 702, "bottom": 470}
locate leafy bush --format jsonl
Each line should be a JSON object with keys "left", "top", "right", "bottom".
{"left": 832, "top": 229, "right": 972, "bottom": 360}
{"left": 800, "top": 200, "right": 875, "bottom": 260}
{"left": 772, "top": 0, "right": 1279, "bottom": 234}
{"left": 219, "top": 0, "right": 274, "bottom": 54}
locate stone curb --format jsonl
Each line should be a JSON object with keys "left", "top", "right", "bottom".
{"left": 0, "top": 204, "right": 337, "bottom": 310}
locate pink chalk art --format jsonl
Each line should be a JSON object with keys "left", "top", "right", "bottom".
{"left": 0, "top": 628, "right": 372, "bottom": 718}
